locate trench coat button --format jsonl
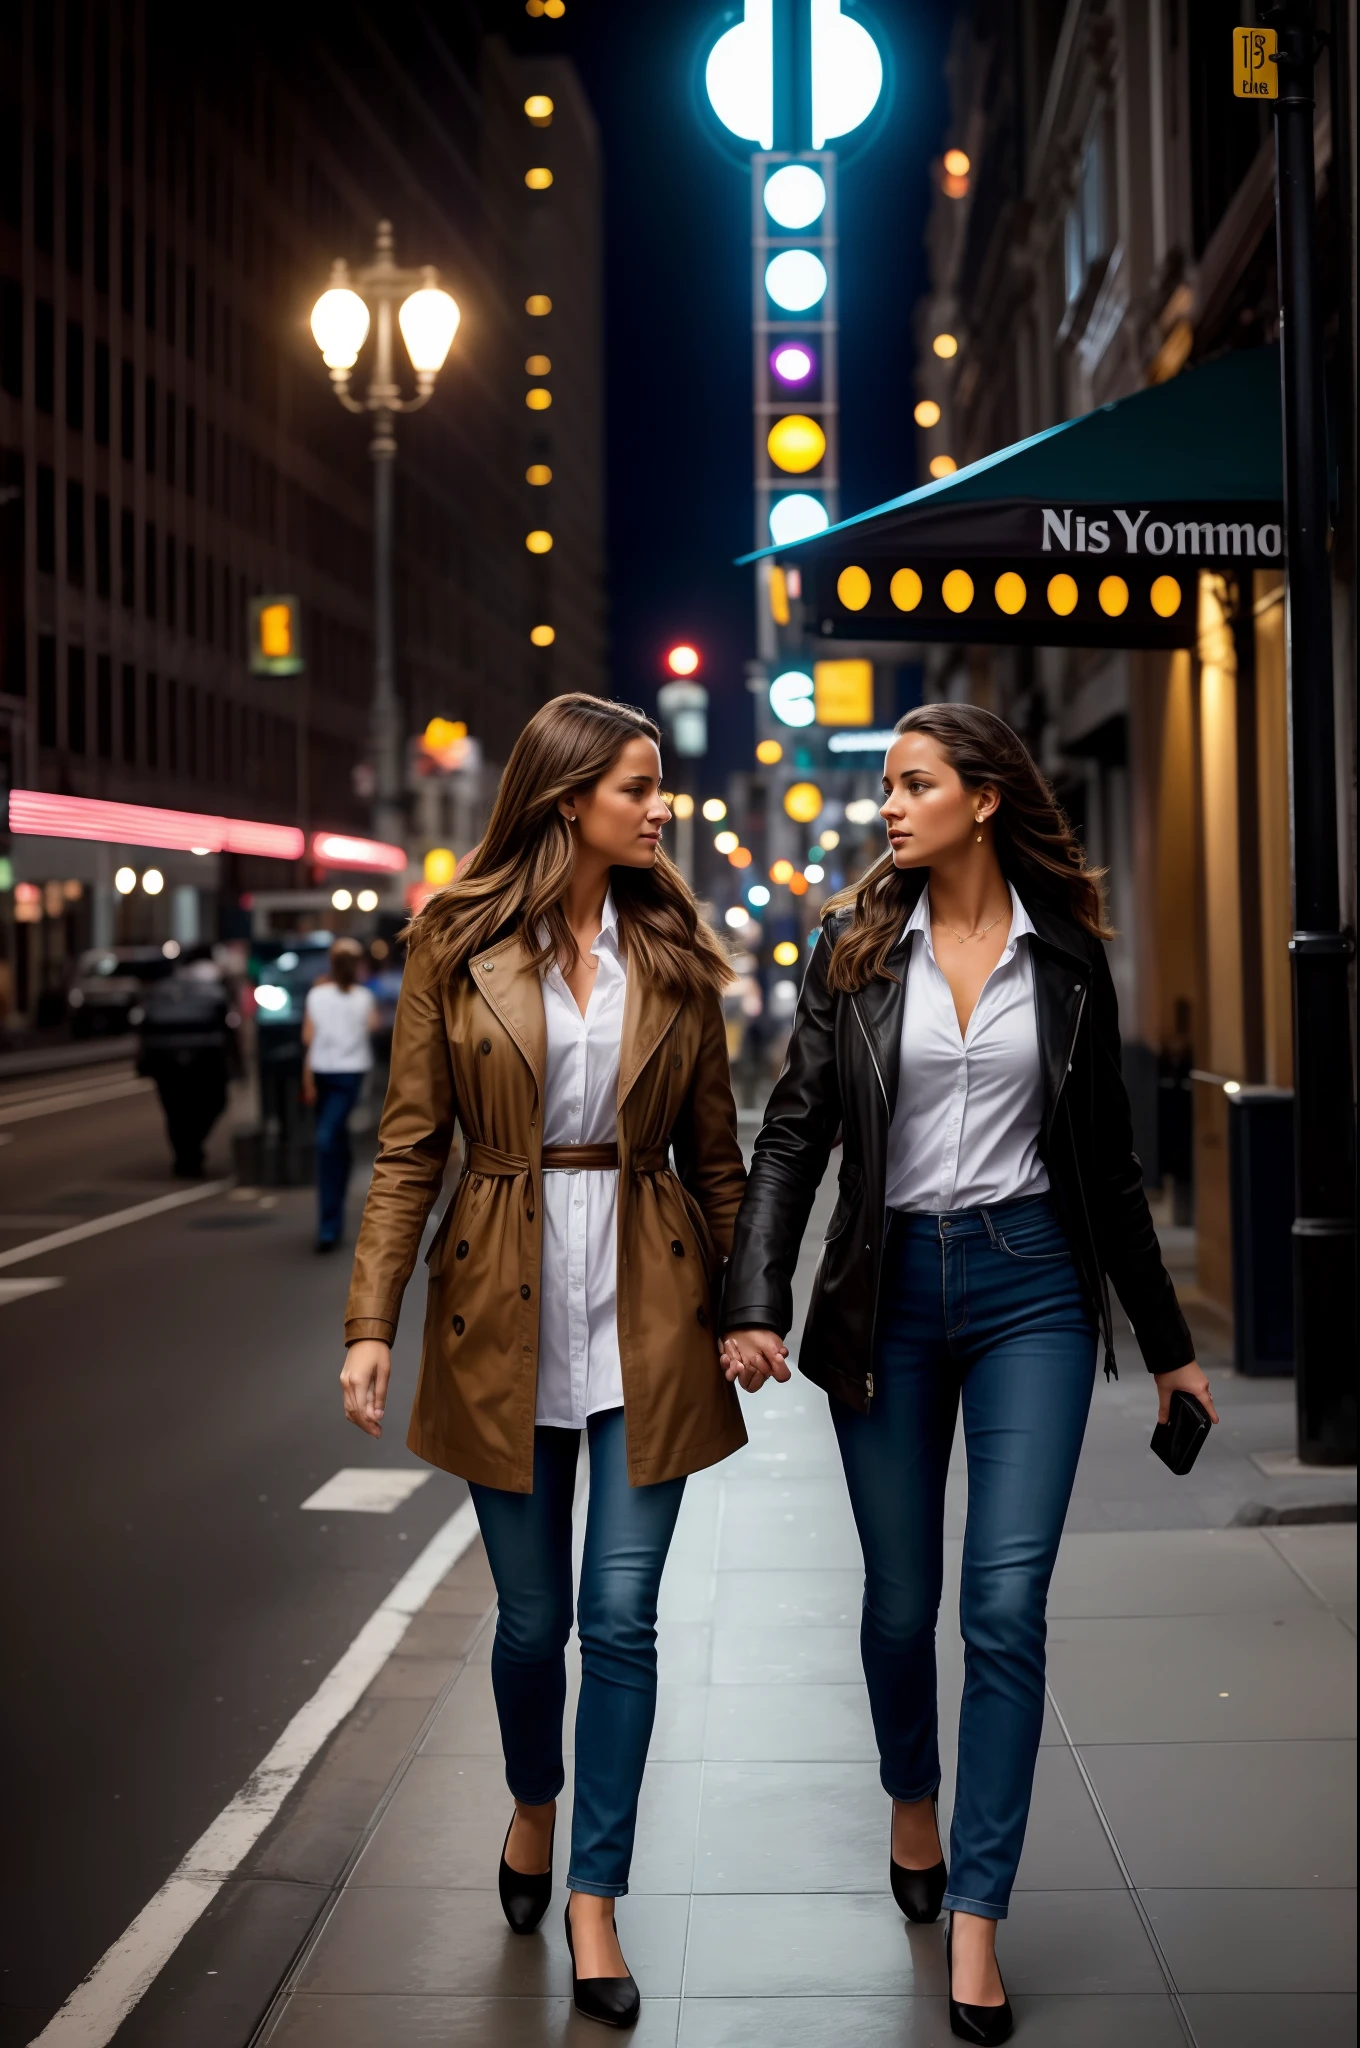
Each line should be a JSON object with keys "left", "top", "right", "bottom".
{"left": 526, "top": 1207, "right": 535, "bottom": 1222}
{"left": 671, "top": 1239, "right": 685, "bottom": 1256}
{"left": 696, "top": 1306, "right": 708, "bottom": 1328}
{"left": 480, "top": 1038, "right": 492, "bottom": 1055}
{"left": 452, "top": 1315, "right": 465, "bottom": 1335}
{"left": 520, "top": 1283, "right": 531, "bottom": 1299}
{"left": 456, "top": 1240, "right": 469, "bottom": 1259}
{"left": 672, "top": 1052, "right": 682, "bottom": 1068}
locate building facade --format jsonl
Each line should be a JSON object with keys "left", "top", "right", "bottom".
{"left": 912, "top": 0, "right": 1356, "bottom": 1321}
{"left": 0, "top": 1, "right": 605, "bottom": 1022}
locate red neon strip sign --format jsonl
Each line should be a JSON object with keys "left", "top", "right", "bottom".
{"left": 7, "top": 790, "right": 305, "bottom": 861}
{"left": 310, "top": 831, "right": 407, "bottom": 873}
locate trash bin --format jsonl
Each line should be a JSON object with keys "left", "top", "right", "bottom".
{"left": 1228, "top": 1087, "right": 1294, "bottom": 1375}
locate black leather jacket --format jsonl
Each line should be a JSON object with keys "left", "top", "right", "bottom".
{"left": 722, "top": 875, "right": 1195, "bottom": 1411}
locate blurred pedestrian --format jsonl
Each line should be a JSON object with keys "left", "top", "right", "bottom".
{"left": 302, "top": 937, "right": 376, "bottom": 1253}
{"left": 340, "top": 695, "right": 748, "bottom": 2027}
{"left": 138, "top": 956, "right": 237, "bottom": 1177}
{"left": 722, "top": 704, "right": 1217, "bottom": 2046}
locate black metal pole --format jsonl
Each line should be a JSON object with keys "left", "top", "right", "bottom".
{"left": 1265, "top": 0, "right": 1357, "bottom": 1463}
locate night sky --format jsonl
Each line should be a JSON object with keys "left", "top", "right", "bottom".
{"left": 500, "top": 0, "right": 955, "bottom": 787}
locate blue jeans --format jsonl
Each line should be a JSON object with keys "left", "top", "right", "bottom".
{"left": 831, "top": 1193, "right": 1096, "bottom": 1920}
{"left": 313, "top": 1072, "right": 364, "bottom": 1245}
{"left": 469, "top": 1408, "right": 686, "bottom": 1897}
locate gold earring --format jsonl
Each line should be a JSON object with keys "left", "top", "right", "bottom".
{"left": 975, "top": 814, "right": 983, "bottom": 843}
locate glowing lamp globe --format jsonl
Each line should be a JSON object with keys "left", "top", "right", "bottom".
{"left": 666, "top": 644, "right": 700, "bottom": 677}
{"left": 769, "top": 493, "right": 829, "bottom": 546}
{"left": 398, "top": 287, "right": 461, "bottom": 373}
{"left": 771, "top": 343, "right": 815, "bottom": 385}
{"left": 705, "top": 3, "right": 881, "bottom": 151}
{"left": 763, "top": 164, "right": 826, "bottom": 228}
{"left": 755, "top": 738, "right": 784, "bottom": 764}
{"left": 765, "top": 249, "right": 828, "bottom": 311}
{"left": 769, "top": 671, "right": 815, "bottom": 727}
{"left": 914, "top": 399, "right": 941, "bottom": 428}
{"left": 311, "top": 287, "right": 370, "bottom": 369}
{"left": 704, "top": 0, "right": 774, "bottom": 148}
{"left": 767, "top": 414, "right": 826, "bottom": 474}
{"left": 784, "top": 781, "right": 824, "bottom": 825}
{"left": 810, "top": 0, "right": 883, "bottom": 145}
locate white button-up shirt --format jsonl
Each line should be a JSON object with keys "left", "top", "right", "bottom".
{"left": 884, "top": 883, "right": 1050, "bottom": 1214}
{"left": 534, "top": 892, "right": 626, "bottom": 1428}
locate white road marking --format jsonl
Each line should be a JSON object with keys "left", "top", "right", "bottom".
{"left": 28, "top": 1496, "right": 480, "bottom": 2047}
{"left": 0, "top": 1276, "right": 64, "bottom": 1306}
{"left": 0, "top": 1182, "right": 229, "bottom": 1272}
{"left": 301, "top": 1468, "right": 432, "bottom": 1513}
{"left": 0, "top": 1078, "right": 154, "bottom": 1127}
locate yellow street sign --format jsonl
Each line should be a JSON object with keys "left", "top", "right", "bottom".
{"left": 814, "top": 658, "right": 874, "bottom": 727}
{"left": 1233, "top": 25, "right": 1277, "bottom": 99}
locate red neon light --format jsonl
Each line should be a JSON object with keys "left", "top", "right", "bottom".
{"left": 311, "top": 831, "right": 407, "bottom": 874}
{"left": 7, "top": 790, "right": 304, "bottom": 861}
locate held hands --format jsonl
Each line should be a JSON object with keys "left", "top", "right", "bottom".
{"left": 721, "top": 1327, "right": 792, "bottom": 1394}
{"left": 1153, "top": 1359, "right": 1219, "bottom": 1427}
{"left": 341, "top": 1340, "right": 391, "bottom": 1437}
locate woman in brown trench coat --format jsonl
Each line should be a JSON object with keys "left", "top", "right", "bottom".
{"left": 340, "top": 695, "right": 751, "bottom": 2027}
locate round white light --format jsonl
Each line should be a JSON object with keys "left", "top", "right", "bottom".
{"left": 725, "top": 906, "right": 751, "bottom": 929}
{"left": 765, "top": 249, "right": 828, "bottom": 311}
{"left": 356, "top": 888, "right": 379, "bottom": 912}
{"left": 310, "top": 287, "right": 371, "bottom": 370}
{"left": 399, "top": 287, "right": 461, "bottom": 374}
{"left": 141, "top": 868, "right": 164, "bottom": 896}
{"left": 845, "top": 796, "right": 881, "bottom": 824}
{"left": 764, "top": 164, "right": 826, "bottom": 229}
{"left": 804, "top": 864, "right": 825, "bottom": 883}
{"left": 747, "top": 884, "right": 771, "bottom": 907}
{"left": 810, "top": 0, "right": 884, "bottom": 147}
{"left": 702, "top": 797, "right": 728, "bottom": 822}
{"left": 770, "top": 670, "right": 816, "bottom": 726}
{"left": 332, "top": 888, "right": 353, "bottom": 911}
{"left": 254, "top": 984, "right": 289, "bottom": 1013}
{"left": 714, "top": 830, "right": 740, "bottom": 855}
{"left": 704, "top": 0, "right": 774, "bottom": 147}
{"left": 114, "top": 866, "right": 136, "bottom": 895}
{"left": 769, "top": 492, "right": 830, "bottom": 546}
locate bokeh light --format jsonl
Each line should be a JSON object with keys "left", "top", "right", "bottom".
{"left": 890, "top": 568, "right": 923, "bottom": 612}
{"left": 756, "top": 739, "right": 784, "bottom": 765}
{"left": 524, "top": 94, "right": 554, "bottom": 122}
{"left": 932, "top": 332, "right": 959, "bottom": 358}
{"left": 526, "top": 387, "right": 552, "bottom": 410}
{"left": 929, "top": 455, "right": 958, "bottom": 478}
{"left": 914, "top": 399, "right": 941, "bottom": 427}
{"left": 769, "top": 492, "right": 828, "bottom": 545}
{"left": 530, "top": 624, "right": 555, "bottom": 646}
{"left": 1150, "top": 575, "right": 1182, "bottom": 617}
{"left": 730, "top": 846, "right": 753, "bottom": 868}
{"left": 773, "top": 941, "right": 800, "bottom": 967}
{"left": 425, "top": 847, "right": 457, "bottom": 887}
{"left": 671, "top": 793, "right": 695, "bottom": 819}
{"left": 942, "top": 569, "right": 974, "bottom": 612}
{"left": 943, "top": 148, "right": 971, "bottom": 177}
{"left": 525, "top": 529, "right": 553, "bottom": 553}
{"left": 526, "top": 463, "right": 552, "bottom": 485}
{"left": 763, "top": 164, "right": 827, "bottom": 228}
{"left": 771, "top": 343, "right": 816, "bottom": 385}
{"left": 525, "top": 167, "right": 554, "bottom": 190}
{"left": 784, "top": 781, "right": 824, "bottom": 824}
{"left": 765, "top": 250, "right": 828, "bottom": 311}
{"left": 525, "top": 294, "right": 552, "bottom": 315}
{"left": 714, "top": 830, "right": 739, "bottom": 855}
{"left": 770, "top": 671, "right": 815, "bottom": 726}
{"left": 748, "top": 884, "right": 771, "bottom": 906}
{"left": 666, "top": 644, "right": 700, "bottom": 676}
{"left": 1047, "top": 572, "right": 1078, "bottom": 616}
{"left": 770, "top": 859, "right": 795, "bottom": 885}
{"left": 702, "top": 798, "right": 727, "bottom": 821}
{"left": 767, "top": 414, "right": 827, "bottom": 473}
{"left": 836, "top": 565, "right": 871, "bottom": 611}
{"left": 994, "top": 572, "right": 1027, "bottom": 615}
{"left": 1099, "top": 575, "right": 1130, "bottom": 617}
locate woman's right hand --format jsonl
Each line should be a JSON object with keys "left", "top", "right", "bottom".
{"left": 341, "top": 1340, "right": 391, "bottom": 1437}
{"left": 722, "top": 1327, "right": 792, "bottom": 1392}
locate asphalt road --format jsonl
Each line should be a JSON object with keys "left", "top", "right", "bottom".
{"left": 0, "top": 1067, "right": 464, "bottom": 2047}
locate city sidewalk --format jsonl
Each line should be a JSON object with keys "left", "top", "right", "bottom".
{"left": 252, "top": 1164, "right": 1355, "bottom": 2048}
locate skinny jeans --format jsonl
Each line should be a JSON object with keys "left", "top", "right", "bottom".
{"left": 831, "top": 1192, "right": 1096, "bottom": 1919}
{"left": 469, "top": 1407, "right": 685, "bottom": 1898}
{"left": 312, "top": 1071, "right": 364, "bottom": 1245}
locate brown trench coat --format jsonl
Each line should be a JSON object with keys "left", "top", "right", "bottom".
{"left": 344, "top": 927, "right": 749, "bottom": 1492}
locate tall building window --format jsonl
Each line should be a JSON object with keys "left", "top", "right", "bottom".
{"left": 185, "top": 405, "right": 196, "bottom": 494}
{"left": 65, "top": 319, "right": 84, "bottom": 428}
{"left": 166, "top": 676, "right": 178, "bottom": 771}
{"left": 93, "top": 182, "right": 110, "bottom": 291}
{"left": 165, "top": 251, "right": 177, "bottom": 345}
{"left": 186, "top": 686, "right": 198, "bottom": 777}
{"left": 121, "top": 358, "right": 134, "bottom": 458}
{"left": 165, "top": 535, "right": 177, "bottom": 628}
{"left": 68, "top": 646, "right": 87, "bottom": 754}
{"left": 96, "top": 654, "right": 113, "bottom": 759}
{"left": 144, "top": 521, "right": 157, "bottom": 617}
{"left": 144, "top": 232, "right": 156, "bottom": 328}
{"left": 94, "top": 339, "right": 110, "bottom": 442}
{"left": 95, "top": 494, "right": 111, "bottom": 598}
{"left": 0, "top": 278, "right": 21, "bottom": 395}
{"left": 120, "top": 206, "right": 134, "bottom": 312}
{"left": 38, "top": 636, "right": 57, "bottom": 745}
{"left": 165, "top": 392, "right": 176, "bottom": 485}
{"left": 204, "top": 692, "right": 217, "bottom": 782}
{"left": 36, "top": 466, "right": 56, "bottom": 572}
{"left": 186, "top": 545, "right": 197, "bottom": 635}
{"left": 120, "top": 508, "right": 135, "bottom": 608}
{"left": 34, "top": 133, "right": 55, "bottom": 252}
{"left": 35, "top": 300, "right": 55, "bottom": 411}
{"left": 65, "top": 156, "right": 84, "bottom": 273}
{"left": 185, "top": 266, "right": 197, "bottom": 358}
{"left": 205, "top": 552, "right": 215, "bottom": 642}
{"left": 144, "top": 375, "right": 156, "bottom": 471}
{"left": 121, "top": 663, "right": 137, "bottom": 762}
{"left": 146, "top": 671, "right": 159, "bottom": 766}
{"left": 66, "top": 479, "right": 85, "bottom": 586}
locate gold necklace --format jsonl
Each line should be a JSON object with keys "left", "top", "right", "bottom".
{"left": 933, "top": 909, "right": 1008, "bottom": 945}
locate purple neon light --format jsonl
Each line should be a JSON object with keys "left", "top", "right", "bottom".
{"left": 770, "top": 342, "right": 816, "bottom": 386}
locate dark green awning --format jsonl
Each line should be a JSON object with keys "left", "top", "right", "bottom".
{"left": 744, "top": 348, "right": 1284, "bottom": 648}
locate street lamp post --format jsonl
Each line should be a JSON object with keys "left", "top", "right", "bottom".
{"left": 310, "top": 222, "right": 461, "bottom": 852}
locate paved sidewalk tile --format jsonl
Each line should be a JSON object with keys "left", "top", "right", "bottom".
{"left": 261, "top": 1167, "right": 1356, "bottom": 2046}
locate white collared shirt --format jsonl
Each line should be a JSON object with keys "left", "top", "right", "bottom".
{"left": 884, "top": 883, "right": 1050, "bottom": 1214}
{"left": 534, "top": 891, "right": 626, "bottom": 1428}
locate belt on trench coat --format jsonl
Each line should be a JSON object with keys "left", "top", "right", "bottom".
{"left": 466, "top": 1140, "right": 669, "bottom": 1175}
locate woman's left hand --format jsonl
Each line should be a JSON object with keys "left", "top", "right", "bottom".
{"left": 1153, "top": 1359, "right": 1219, "bottom": 1426}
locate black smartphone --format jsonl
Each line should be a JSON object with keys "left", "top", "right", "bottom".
{"left": 1150, "top": 1388, "right": 1213, "bottom": 1475}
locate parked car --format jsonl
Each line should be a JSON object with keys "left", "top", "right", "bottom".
{"left": 66, "top": 945, "right": 179, "bottom": 1038}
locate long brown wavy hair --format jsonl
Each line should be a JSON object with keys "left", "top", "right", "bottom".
{"left": 404, "top": 693, "right": 731, "bottom": 998}
{"left": 825, "top": 702, "right": 1111, "bottom": 993}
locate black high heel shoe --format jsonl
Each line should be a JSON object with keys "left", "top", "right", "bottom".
{"left": 946, "top": 1915, "right": 1013, "bottom": 2045}
{"left": 497, "top": 1813, "right": 554, "bottom": 1935}
{"left": 564, "top": 1898, "right": 641, "bottom": 2028}
{"left": 889, "top": 1794, "right": 948, "bottom": 1924}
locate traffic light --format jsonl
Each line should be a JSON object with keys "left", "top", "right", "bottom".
{"left": 248, "top": 595, "right": 304, "bottom": 676}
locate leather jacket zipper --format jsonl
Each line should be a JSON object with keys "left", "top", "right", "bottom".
{"left": 849, "top": 995, "right": 890, "bottom": 1112}
{"left": 849, "top": 995, "right": 889, "bottom": 1412}
{"left": 1055, "top": 983, "right": 1118, "bottom": 1378}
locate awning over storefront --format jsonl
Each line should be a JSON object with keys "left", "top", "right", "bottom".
{"left": 744, "top": 348, "right": 1283, "bottom": 649}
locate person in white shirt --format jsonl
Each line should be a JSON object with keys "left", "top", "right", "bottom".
{"left": 302, "top": 938, "right": 377, "bottom": 1250}
{"left": 722, "top": 704, "right": 1215, "bottom": 2043}
{"left": 339, "top": 695, "right": 748, "bottom": 2025}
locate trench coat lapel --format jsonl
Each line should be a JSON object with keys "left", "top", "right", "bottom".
{"left": 618, "top": 952, "right": 682, "bottom": 1113}
{"left": 469, "top": 932, "right": 546, "bottom": 1096}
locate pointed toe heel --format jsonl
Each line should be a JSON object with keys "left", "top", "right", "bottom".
{"left": 946, "top": 1918, "right": 1013, "bottom": 2045}
{"left": 564, "top": 1900, "right": 641, "bottom": 2028}
{"left": 497, "top": 1816, "right": 554, "bottom": 1936}
{"left": 890, "top": 1794, "right": 948, "bottom": 1924}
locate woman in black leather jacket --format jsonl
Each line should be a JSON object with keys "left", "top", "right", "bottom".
{"left": 721, "top": 704, "right": 1216, "bottom": 2044}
